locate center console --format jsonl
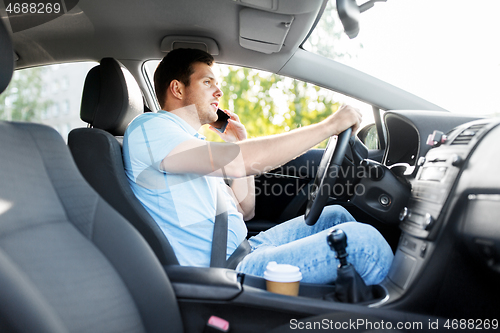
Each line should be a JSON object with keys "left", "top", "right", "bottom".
{"left": 165, "top": 264, "right": 388, "bottom": 307}
{"left": 385, "top": 119, "right": 493, "bottom": 299}
{"left": 164, "top": 264, "right": 447, "bottom": 332}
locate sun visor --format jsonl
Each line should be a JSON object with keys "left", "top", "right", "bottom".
{"left": 239, "top": 8, "right": 294, "bottom": 54}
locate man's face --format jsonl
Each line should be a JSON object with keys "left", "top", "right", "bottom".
{"left": 183, "top": 62, "right": 223, "bottom": 125}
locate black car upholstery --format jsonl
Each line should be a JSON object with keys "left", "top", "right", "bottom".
{"left": 68, "top": 58, "right": 179, "bottom": 266}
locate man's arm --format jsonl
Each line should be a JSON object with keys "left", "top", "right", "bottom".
{"left": 161, "top": 104, "right": 362, "bottom": 179}
{"left": 227, "top": 176, "right": 255, "bottom": 221}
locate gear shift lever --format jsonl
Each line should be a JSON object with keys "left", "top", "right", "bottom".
{"left": 327, "top": 228, "right": 349, "bottom": 267}
{"left": 325, "top": 228, "right": 378, "bottom": 303}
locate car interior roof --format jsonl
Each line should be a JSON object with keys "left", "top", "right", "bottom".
{"left": 5, "top": 0, "right": 326, "bottom": 72}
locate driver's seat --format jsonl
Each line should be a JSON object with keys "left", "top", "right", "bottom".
{"left": 68, "top": 57, "right": 179, "bottom": 266}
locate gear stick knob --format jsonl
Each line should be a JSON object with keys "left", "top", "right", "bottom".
{"left": 327, "top": 228, "right": 348, "bottom": 267}
{"left": 325, "top": 228, "right": 379, "bottom": 303}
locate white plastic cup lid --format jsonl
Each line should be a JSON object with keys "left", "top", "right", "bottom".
{"left": 263, "top": 261, "right": 302, "bottom": 283}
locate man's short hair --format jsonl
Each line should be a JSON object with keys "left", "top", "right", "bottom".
{"left": 154, "top": 48, "right": 214, "bottom": 108}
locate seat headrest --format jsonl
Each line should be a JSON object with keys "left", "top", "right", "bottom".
{"left": 80, "top": 58, "right": 143, "bottom": 136}
{"left": 0, "top": 19, "right": 14, "bottom": 94}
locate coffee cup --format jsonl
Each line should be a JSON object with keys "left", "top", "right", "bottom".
{"left": 264, "top": 261, "right": 302, "bottom": 296}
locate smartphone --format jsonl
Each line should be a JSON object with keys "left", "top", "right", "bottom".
{"left": 211, "top": 108, "right": 230, "bottom": 133}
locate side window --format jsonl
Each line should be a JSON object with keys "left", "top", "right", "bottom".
{"left": 144, "top": 61, "right": 374, "bottom": 147}
{"left": 0, "top": 62, "right": 97, "bottom": 141}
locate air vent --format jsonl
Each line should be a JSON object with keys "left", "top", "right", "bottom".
{"left": 451, "top": 123, "right": 486, "bottom": 145}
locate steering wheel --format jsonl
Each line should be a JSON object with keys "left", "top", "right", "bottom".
{"left": 304, "top": 128, "right": 352, "bottom": 226}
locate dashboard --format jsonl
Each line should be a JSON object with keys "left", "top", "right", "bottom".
{"left": 383, "top": 115, "right": 419, "bottom": 167}
{"left": 376, "top": 111, "right": 500, "bottom": 319}
{"left": 382, "top": 111, "right": 479, "bottom": 174}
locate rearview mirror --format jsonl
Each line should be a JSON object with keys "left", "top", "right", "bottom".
{"left": 336, "top": 0, "right": 387, "bottom": 39}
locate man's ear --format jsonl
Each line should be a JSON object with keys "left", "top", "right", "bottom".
{"left": 169, "top": 80, "right": 184, "bottom": 100}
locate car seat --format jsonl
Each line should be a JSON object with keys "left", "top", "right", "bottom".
{"left": 67, "top": 58, "right": 179, "bottom": 265}
{"left": 0, "top": 20, "right": 183, "bottom": 333}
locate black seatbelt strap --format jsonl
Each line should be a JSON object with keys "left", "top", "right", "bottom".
{"left": 226, "top": 239, "right": 251, "bottom": 269}
{"left": 210, "top": 184, "right": 252, "bottom": 268}
{"left": 210, "top": 185, "right": 228, "bottom": 268}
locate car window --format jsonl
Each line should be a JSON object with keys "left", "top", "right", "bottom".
{"left": 144, "top": 60, "right": 375, "bottom": 147}
{"left": 0, "top": 62, "right": 97, "bottom": 141}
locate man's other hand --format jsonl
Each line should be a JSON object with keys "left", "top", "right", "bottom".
{"left": 209, "top": 110, "right": 248, "bottom": 142}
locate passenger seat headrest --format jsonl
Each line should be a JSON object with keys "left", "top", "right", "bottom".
{"left": 0, "top": 18, "right": 14, "bottom": 94}
{"left": 80, "top": 58, "right": 143, "bottom": 136}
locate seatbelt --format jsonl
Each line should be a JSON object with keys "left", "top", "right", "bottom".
{"left": 210, "top": 186, "right": 229, "bottom": 267}
{"left": 210, "top": 185, "right": 251, "bottom": 268}
{"left": 226, "top": 238, "right": 250, "bottom": 269}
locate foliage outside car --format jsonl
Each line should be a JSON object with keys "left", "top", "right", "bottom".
{"left": 200, "top": 66, "right": 342, "bottom": 149}
{"left": 0, "top": 67, "right": 51, "bottom": 122}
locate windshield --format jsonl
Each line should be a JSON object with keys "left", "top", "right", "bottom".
{"left": 304, "top": 0, "right": 500, "bottom": 117}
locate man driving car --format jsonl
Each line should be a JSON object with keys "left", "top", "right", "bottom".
{"left": 123, "top": 48, "right": 393, "bottom": 285}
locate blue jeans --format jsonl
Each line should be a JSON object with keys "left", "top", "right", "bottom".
{"left": 236, "top": 205, "right": 393, "bottom": 285}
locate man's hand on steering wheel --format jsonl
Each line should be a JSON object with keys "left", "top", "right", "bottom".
{"left": 326, "top": 104, "right": 362, "bottom": 136}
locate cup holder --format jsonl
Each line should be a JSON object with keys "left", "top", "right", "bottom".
{"left": 243, "top": 273, "right": 389, "bottom": 306}
{"left": 357, "top": 284, "right": 389, "bottom": 306}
